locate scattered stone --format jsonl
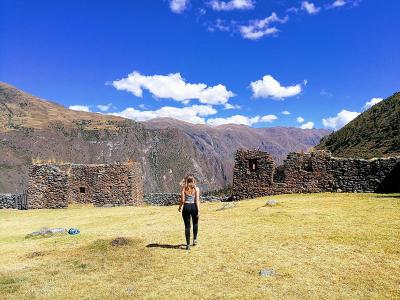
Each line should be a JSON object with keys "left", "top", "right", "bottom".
{"left": 110, "top": 237, "right": 132, "bottom": 247}
{"left": 25, "top": 227, "right": 67, "bottom": 238}
{"left": 26, "top": 251, "right": 46, "bottom": 258}
{"left": 260, "top": 268, "right": 276, "bottom": 277}
{"left": 217, "top": 202, "right": 236, "bottom": 211}
{"left": 265, "top": 199, "right": 278, "bottom": 206}
{"left": 336, "top": 189, "right": 343, "bottom": 193}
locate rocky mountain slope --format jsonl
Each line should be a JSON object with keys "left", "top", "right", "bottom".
{"left": 317, "top": 92, "right": 400, "bottom": 158}
{"left": 0, "top": 82, "right": 330, "bottom": 193}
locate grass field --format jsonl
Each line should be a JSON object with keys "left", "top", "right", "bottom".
{"left": 1, "top": 193, "right": 399, "bottom": 299}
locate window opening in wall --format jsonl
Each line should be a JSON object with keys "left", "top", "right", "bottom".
{"left": 302, "top": 159, "right": 313, "bottom": 172}
{"left": 248, "top": 159, "right": 258, "bottom": 172}
{"left": 80, "top": 187, "right": 86, "bottom": 194}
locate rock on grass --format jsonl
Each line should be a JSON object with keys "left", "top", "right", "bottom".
{"left": 110, "top": 237, "right": 132, "bottom": 247}
{"left": 260, "top": 268, "right": 276, "bottom": 277}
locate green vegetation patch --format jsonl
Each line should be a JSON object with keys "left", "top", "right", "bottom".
{"left": 0, "top": 275, "right": 25, "bottom": 294}
{"left": 317, "top": 92, "right": 400, "bottom": 158}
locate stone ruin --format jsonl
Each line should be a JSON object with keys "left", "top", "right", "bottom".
{"left": 27, "top": 161, "right": 143, "bottom": 209}
{"left": 232, "top": 149, "right": 400, "bottom": 200}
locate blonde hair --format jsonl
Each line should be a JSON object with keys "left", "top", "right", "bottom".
{"left": 180, "top": 175, "right": 197, "bottom": 194}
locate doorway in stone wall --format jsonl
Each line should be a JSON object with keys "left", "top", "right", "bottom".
{"left": 376, "top": 162, "right": 400, "bottom": 193}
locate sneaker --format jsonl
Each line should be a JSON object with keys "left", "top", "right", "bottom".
{"left": 185, "top": 244, "right": 190, "bottom": 250}
{"left": 193, "top": 239, "right": 198, "bottom": 246}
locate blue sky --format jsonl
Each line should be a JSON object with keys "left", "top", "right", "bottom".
{"left": 1, "top": 0, "right": 399, "bottom": 129}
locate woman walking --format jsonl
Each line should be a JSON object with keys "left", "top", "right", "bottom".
{"left": 178, "top": 175, "right": 200, "bottom": 250}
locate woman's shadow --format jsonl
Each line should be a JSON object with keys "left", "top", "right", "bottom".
{"left": 146, "top": 243, "right": 186, "bottom": 250}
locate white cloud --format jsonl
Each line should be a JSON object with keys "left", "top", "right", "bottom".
{"left": 300, "top": 121, "right": 314, "bottom": 129}
{"left": 206, "top": 114, "right": 277, "bottom": 126}
{"left": 109, "top": 104, "right": 217, "bottom": 124}
{"left": 286, "top": 7, "right": 299, "bottom": 14}
{"left": 97, "top": 103, "right": 112, "bottom": 112}
{"left": 363, "top": 97, "right": 383, "bottom": 110}
{"left": 169, "top": 0, "right": 189, "bottom": 13}
{"left": 322, "top": 110, "right": 360, "bottom": 130}
{"left": 327, "top": 0, "right": 361, "bottom": 9}
{"left": 239, "top": 13, "right": 288, "bottom": 40}
{"left": 261, "top": 114, "right": 278, "bottom": 123}
{"left": 198, "top": 8, "right": 206, "bottom": 16}
{"left": 250, "top": 75, "right": 303, "bottom": 99}
{"left": 209, "top": 0, "right": 254, "bottom": 11}
{"left": 224, "top": 103, "right": 241, "bottom": 110}
{"left": 297, "top": 116, "right": 305, "bottom": 123}
{"left": 207, "top": 115, "right": 259, "bottom": 126}
{"left": 69, "top": 105, "right": 90, "bottom": 112}
{"left": 322, "top": 96, "right": 381, "bottom": 130}
{"left": 112, "top": 71, "right": 235, "bottom": 106}
{"left": 320, "top": 89, "right": 333, "bottom": 97}
{"left": 190, "top": 104, "right": 218, "bottom": 116}
{"left": 207, "top": 19, "right": 233, "bottom": 32}
{"left": 332, "top": 0, "right": 346, "bottom": 7}
{"left": 301, "top": 1, "right": 320, "bottom": 14}
{"left": 281, "top": 110, "right": 291, "bottom": 115}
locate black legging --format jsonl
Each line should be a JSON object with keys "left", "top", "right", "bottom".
{"left": 182, "top": 203, "right": 198, "bottom": 245}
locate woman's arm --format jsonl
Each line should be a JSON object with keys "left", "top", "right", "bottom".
{"left": 195, "top": 187, "right": 200, "bottom": 217}
{"left": 178, "top": 188, "right": 185, "bottom": 212}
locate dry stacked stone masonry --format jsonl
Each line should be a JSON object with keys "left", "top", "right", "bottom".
{"left": 144, "top": 193, "right": 225, "bottom": 206}
{"left": 27, "top": 162, "right": 143, "bottom": 209}
{"left": 232, "top": 149, "right": 400, "bottom": 200}
{"left": 0, "top": 194, "right": 18, "bottom": 209}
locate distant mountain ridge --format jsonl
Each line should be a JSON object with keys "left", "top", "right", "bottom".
{"left": 317, "top": 92, "right": 400, "bottom": 158}
{"left": 0, "top": 82, "right": 330, "bottom": 193}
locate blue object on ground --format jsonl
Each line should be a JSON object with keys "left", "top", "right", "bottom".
{"left": 68, "top": 228, "right": 80, "bottom": 235}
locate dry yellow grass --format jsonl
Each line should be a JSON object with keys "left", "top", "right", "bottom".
{"left": 0, "top": 193, "right": 399, "bottom": 299}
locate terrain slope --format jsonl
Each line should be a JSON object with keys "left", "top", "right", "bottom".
{"left": 0, "top": 82, "right": 329, "bottom": 192}
{"left": 317, "top": 92, "right": 400, "bottom": 158}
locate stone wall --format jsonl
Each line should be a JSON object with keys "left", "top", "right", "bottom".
{"left": 232, "top": 149, "right": 400, "bottom": 200}
{"left": 144, "top": 193, "right": 225, "bottom": 206}
{"left": 92, "top": 163, "right": 143, "bottom": 207}
{"left": 0, "top": 194, "right": 17, "bottom": 209}
{"left": 27, "top": 162, "right": 143, "bottom": 209}
{"left": 28, "top": 164, "right": 69, "bottom": 209}
{"left": 62, "top": 164, "right": 97, "bottom": 204}
{"left": 144, "top": 193, "right": 180, "bottom": 206}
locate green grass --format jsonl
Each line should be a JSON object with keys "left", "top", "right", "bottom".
{"left": 0, "top": 193, "right": 399, "bottom": 299}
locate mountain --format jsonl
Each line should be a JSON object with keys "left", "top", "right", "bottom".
{"left": 0, "top": 82, "right": 330, "bottom": 193}
{"left": 317, "top": 92, "right": 400, "bottom": 158}
{"left": 144, "top": 118, "right": 330, "bottom": 174}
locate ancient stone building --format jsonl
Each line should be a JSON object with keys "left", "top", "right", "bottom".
{"left": 27, "top": 162, "right": 143, "bottom": 209}
{"left": 232, "top": 149, "right": 400, "bottom": 200}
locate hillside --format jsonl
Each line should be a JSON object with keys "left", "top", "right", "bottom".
{"left": 0, "top": 82, "right": 329, "bottom": 193}
{"left": 145, "top": 118, "right": 329, "bottom": 172}
{"left": 317, "top": 92, "right": 400, "bottom": 158}
{"left": 0, "top": 82, "right": 123, "bottom": 131}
